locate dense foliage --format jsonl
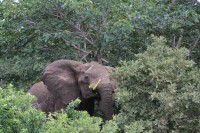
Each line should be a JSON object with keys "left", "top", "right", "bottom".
{"left": 114, "top": 36, "right": 200, "bottom": 132}
{"left": 0, "top": 0, "right": 199, "bottom": 89}
{"left": 0, "top": 84, "right": 46, "bottom": 133}
{"left": 0, "top": 85, "right": 119, "bottom": 133}
{"left": 2, "top": 37, "right": 199, "bottom": 132}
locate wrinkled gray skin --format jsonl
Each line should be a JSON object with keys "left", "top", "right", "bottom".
{"left": 28, "top": 60, "right": 116, "bottom": 120}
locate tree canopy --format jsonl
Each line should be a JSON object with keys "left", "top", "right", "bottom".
{"left": 114, "top": 36, "right": 200, "bottom": 132}
{"left": 1, "top": 0, "right": 199, "bottom": 89}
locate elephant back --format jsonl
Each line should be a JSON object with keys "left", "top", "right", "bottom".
{"left": 28, "top": 81, "right": 55, "bottom": 113}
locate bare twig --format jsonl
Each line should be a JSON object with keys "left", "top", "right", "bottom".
{"left": 81, "top": 52, "right": 90, "bottom": 62}
{"left": 71, "top": 44, "right": 91, "bottom": 54}
{"left": 63, "top": 38, "right": 90, "bottom": 54}
{"left": 101, "top": 58, "right": 109, "bottom": 63}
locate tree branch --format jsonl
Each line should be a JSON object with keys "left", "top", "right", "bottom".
{"left": 173, "top": 35, "right": 176, "bottom": 48}
{"left": 71, "top": 44, "right": 91, "bottom": 54}
{"left": 176, "top": 29, "right": 184, "bottom": 48}
{"left": 101, "top": 58, "right": 109, "bottom": 64}
{"left": 62, "top": 38, "right": 91, "bottom": 62}
{"left": 66, "top": 21, "right": 94, "bottom": 45}
{"left": 63, "top": 38, "right": 90, "bottom": 54}
{"left": 189, "top": 35, "right": 200, "bottom": 53}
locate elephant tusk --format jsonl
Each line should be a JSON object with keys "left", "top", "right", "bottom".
{"left": 93, "top": 79, "right": 101, "bottom": 90}
{"left": 89, "top": 79, "right": 101, "bottom": 90}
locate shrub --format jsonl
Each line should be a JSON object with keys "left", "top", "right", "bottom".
{"left": 114, "top": 36, "right": 200, "bottom": 132}
{"left": 100, "top": 117, "right": 119, "bottom": 133}
{"left": 0, "top": 84, "right": 46, "bottom": 133}
{"left": 40, "top": 99, "right": 102, "bottom": 133}
{"left": 0, "top": 85, "right": 119, "bottom": 133}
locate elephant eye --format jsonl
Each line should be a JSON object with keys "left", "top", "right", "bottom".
{"left": 84, "top": 75, "right": 89, "bottom": 80}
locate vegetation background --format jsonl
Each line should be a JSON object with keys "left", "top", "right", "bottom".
{"left": 0, "top": 0, "right": 200, "bottom": 132}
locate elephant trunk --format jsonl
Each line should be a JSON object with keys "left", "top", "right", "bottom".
{"left": 98, "top": 83, "right": 114, "bottom": 120}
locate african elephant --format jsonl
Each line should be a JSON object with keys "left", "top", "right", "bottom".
{"left": 28, "top": 60, "right": 116, "bottom": 120}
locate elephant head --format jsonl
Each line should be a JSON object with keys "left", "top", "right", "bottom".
{"left": 75, "top": 62, "right": 116, "bottom": 120}
{"left": 42, "top": 60, "right": 116, "bottom": 120}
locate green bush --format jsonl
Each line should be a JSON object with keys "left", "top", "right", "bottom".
{"left": 100, "top": 117, "right": 119, "bottom": 133}
{"left": 124, "top": 121, "right": 152, "bottom": 133}
{"left": 40, "top": 99, "right": 102, "bottom": 133}
{"left": 0, "top": 84, "right": 46, "bottom": 133}
{"left": 114, "top": 36, "right": 200, "bottom": 132}
{"left": 0, "top": 85, "right": 119, "bottom": 133}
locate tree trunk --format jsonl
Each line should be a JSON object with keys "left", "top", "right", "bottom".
{"left": 97, "top": 48, "right": 103, "bottom": 64}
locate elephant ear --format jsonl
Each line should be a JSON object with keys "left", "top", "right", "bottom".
{"left": 42, "top": 60, "right": 82, "bottom": 105}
